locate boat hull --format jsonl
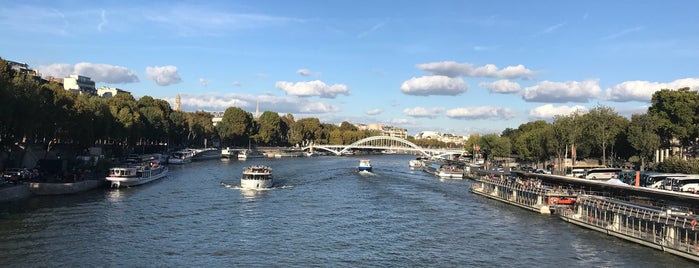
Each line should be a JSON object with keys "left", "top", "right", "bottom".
{"left": 106, "top": 167, "right": 169, "bottom": 188}
{"left": 358, "top": 166, "right": 372, "bottom": 172}
{"left": 29, "top": 179, "right": 106, "bottom": 195}
{"left": 240, "top": 178, "right": 273, "bottom": 189}
{"left": 168, "top": 157, "right": 192, "bottom": 164}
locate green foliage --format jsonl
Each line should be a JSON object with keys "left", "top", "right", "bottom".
{"left": 648, "top": 88, "right": 699, "bottom": 148}
{"left": 656, "top": 158, "right": 699, "bottom": 174}
{"left": 581, "top": 105, "right": 628, "bottom": 166}
{"left": 627, "top": 113, "right": 660, "bottom": 170}
{"left": 256, "top": 111, "right": 285, "bottom": 146}
{"left": 217, "top": 107, "right": 253, "bottom": 146}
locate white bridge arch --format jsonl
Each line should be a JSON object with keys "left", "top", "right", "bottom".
{"left": 304, "top": 136, "right": 431, "bottom": 156}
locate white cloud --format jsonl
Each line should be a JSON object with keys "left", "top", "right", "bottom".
{"left": 528, "top": 104, "right": 588, "bottom": 120}
{"left": 415, "top": 61, "right": 535, "bottom": 79}
{"left": 366, "top": 109, "right": 383, "bottom": 115}
{"left": 199, "top": 78, "right": 208, "bottom": 87}
{"left": 38, "top": 62, "right": 139, "bottom": 84}
{"left": 479, "top": 79, "right": 521, "bottom": 94}
{"left": 146, "top": 65, "right": 182, "bottom": 86}
{"left": 172, "top": 93, "right": 340, "bottom": 114}
{"left": 296, "top": 68, "right": 318, "bottom": 76}
{"left": 37, "top": 64, "right": 73, "bottom": 79}
{"left": 604, "top": 78, "right": 699, "bottom": 102}
{"left": 232, "top": 81, "right": 241, "bottom": 87}
{"left": 403, "top": 107, "right": 445, "bottom": 118}
{"left": 522, "top": 79, "right": 601, "bottom": 103}
{"left": 446, "top": 106, "right": 515, "bottom": 120}
{"left": 400, "top": 75, "right": 468, "bottom": 96}
{"left": 275, "top": 80, "right": 350, "bottom": 98}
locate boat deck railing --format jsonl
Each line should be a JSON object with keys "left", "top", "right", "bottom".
{"left": 561, "top": 194, "right": 699, "bottom": 257}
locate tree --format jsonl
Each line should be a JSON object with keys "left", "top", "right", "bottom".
{"left": 627, "top": 113, "right": 660, "bottom": 171}
{"left": 479, "top": 134, "right": 511, "bottom": 163}
{"left": 648, "top": 88, "right": 699, "bottom": 157}
{"left": 582, "top": 105, "right": 628, "bottom": 166}
{"left": 256, "top": 111, "right": 284, "bottom": 146}
{"left": 217, "top": 107, "right": 253, "bottom": 146}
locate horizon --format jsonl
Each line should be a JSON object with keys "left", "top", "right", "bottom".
{"left": 2, "top": 1, "right": 698, "bottom": 137}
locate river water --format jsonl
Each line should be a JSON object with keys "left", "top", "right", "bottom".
{"left": 0, "top": 155, "right": 694, "bottom": 267}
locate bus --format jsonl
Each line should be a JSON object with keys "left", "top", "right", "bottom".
{"left": 565, "top": 164, "right": 605, "bottom": 178}
{"left": 583, "top": 168, "right": 623, "bottom": 180}
{"left": 664, "top": 176, "right": 699, "bottom": 193}
{"left": 644, "top": 173, "right": 687, "bottom": 188}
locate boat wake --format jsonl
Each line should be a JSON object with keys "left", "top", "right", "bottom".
{"left": 358, "top": 170, "right": 376, "bottom": 177}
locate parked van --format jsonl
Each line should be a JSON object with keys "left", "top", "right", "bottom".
{"left": 584, "top": 168, "right": 622, "bottom": 180}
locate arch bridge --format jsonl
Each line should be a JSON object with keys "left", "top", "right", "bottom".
{"left": 303, "top": 136, "right": 462, "bottom": 156}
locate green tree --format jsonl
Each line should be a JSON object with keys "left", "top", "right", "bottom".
{"left": 256, "top": 111, "right": 285, "bottom": 146}
{"left": 186, "top": 111, "right": 216, "bottom": 147}
{"left": 648, "top": 88, "right": 699, "bottom": 156}
{"left": 217, "top": 107, "right": 253, "bottom": 146}
{"left": 582, "top": 105, "right": 628, "bottom": 166}
{"left": 627, "top": 113, "right": 660, "bottom": 171}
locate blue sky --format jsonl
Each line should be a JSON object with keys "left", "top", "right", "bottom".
{"left": 2, "top": 1, "right": 698, "bottom": 136}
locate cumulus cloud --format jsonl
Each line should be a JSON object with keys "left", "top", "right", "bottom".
{"left": 400, "top": 75, "right": 468, "bottom": 96}
{"left": 146, "top": 65, "right": 182, "bottom": 86}
{"left": 522, "top": 79, "right": 601, "bottom": 103}
{"left": 528, "top": 104, "right": 588, "bottom": 120}
{"left": 416, "top": 61, "right": 535, "bottom": 79}
{"left": 605, "top": 78, "right": 699, "bottom": 102}
{"left": 296, "top": 68, "right": 318, "bottom": 76}
{"left": 366, "top": 109, "right": 383, "bottom": 115}
{"left": 199, "top": 78, "right": 208, "bottom": 87}
{"left": 38, "top": 62, "right": 139, "bottom": 84}
{"left": 403, "top": 106, "right": 445, "bottom": 118}
{"left": 446, "top": 106, "right": 515, "bottom": 120}
{"left": 479, "top": 79, "right": 521, "bottom": 94}
{"left": 275, "top": 80, "right": 350, "bottom": 98}
{"left": 173, "top": 93, "right": 340, "bottom": 114}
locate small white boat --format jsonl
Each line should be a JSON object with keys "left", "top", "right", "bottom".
{"left": 241, "top": 165, "right": 273, "bottom": 189}
{"left": 221, "top": 147, "right": 236, "bottom": 158}
{"left": 358, "top": 159, "right": 372, "bottom": 172}
{"left": 106, "top": 155, "right": 168, "bottom": 188}
{"left": 409, "top": 157, "right": 427, "bottom": 168}
{"left": 168, "top": 149, "right": 195, "bottom": 164}
{"left": 238, "top": 149, "right": 266, "bottom": 160}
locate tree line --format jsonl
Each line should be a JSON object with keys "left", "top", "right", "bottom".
{"left": 0, "top": 58, "right": 392, "bottom": 159}
{"left": 477, "top": 87, "right": 699, "bottom": 173}
{"left": 3, "top": 58, "right": 697, "bottom": 173}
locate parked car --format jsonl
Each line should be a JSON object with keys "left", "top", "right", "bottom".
{"left": 534, "top": 168, "right": 551, "bottom": 174}
{"left": 2, "top": 168, "right": 31, "bottom": 183}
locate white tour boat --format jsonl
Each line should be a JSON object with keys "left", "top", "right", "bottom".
{"left": 106, "top": 155, "right": 169, "bottom": 188}
{"left": 168, "top": 149, "right": 195, "bottom": 164}
{"left": 241, "top": 165, "right": 273, "bottom": 189}
{"left": 358, "top": 159, "right": 372, "bottom": 172}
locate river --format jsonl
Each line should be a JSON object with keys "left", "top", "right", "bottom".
{"left": 0, "top": 155, "right": 694, "bottom": 267}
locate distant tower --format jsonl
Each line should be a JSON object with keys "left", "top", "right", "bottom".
{"left": 254, "top": 100, "right": 260, "bottom": 119}
{"left": 175, "top": 93, "right": 182, "bottom": 111}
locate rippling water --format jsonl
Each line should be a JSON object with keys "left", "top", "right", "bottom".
{"left": 0, "top": 155, "right": 694, "bottom": 267}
